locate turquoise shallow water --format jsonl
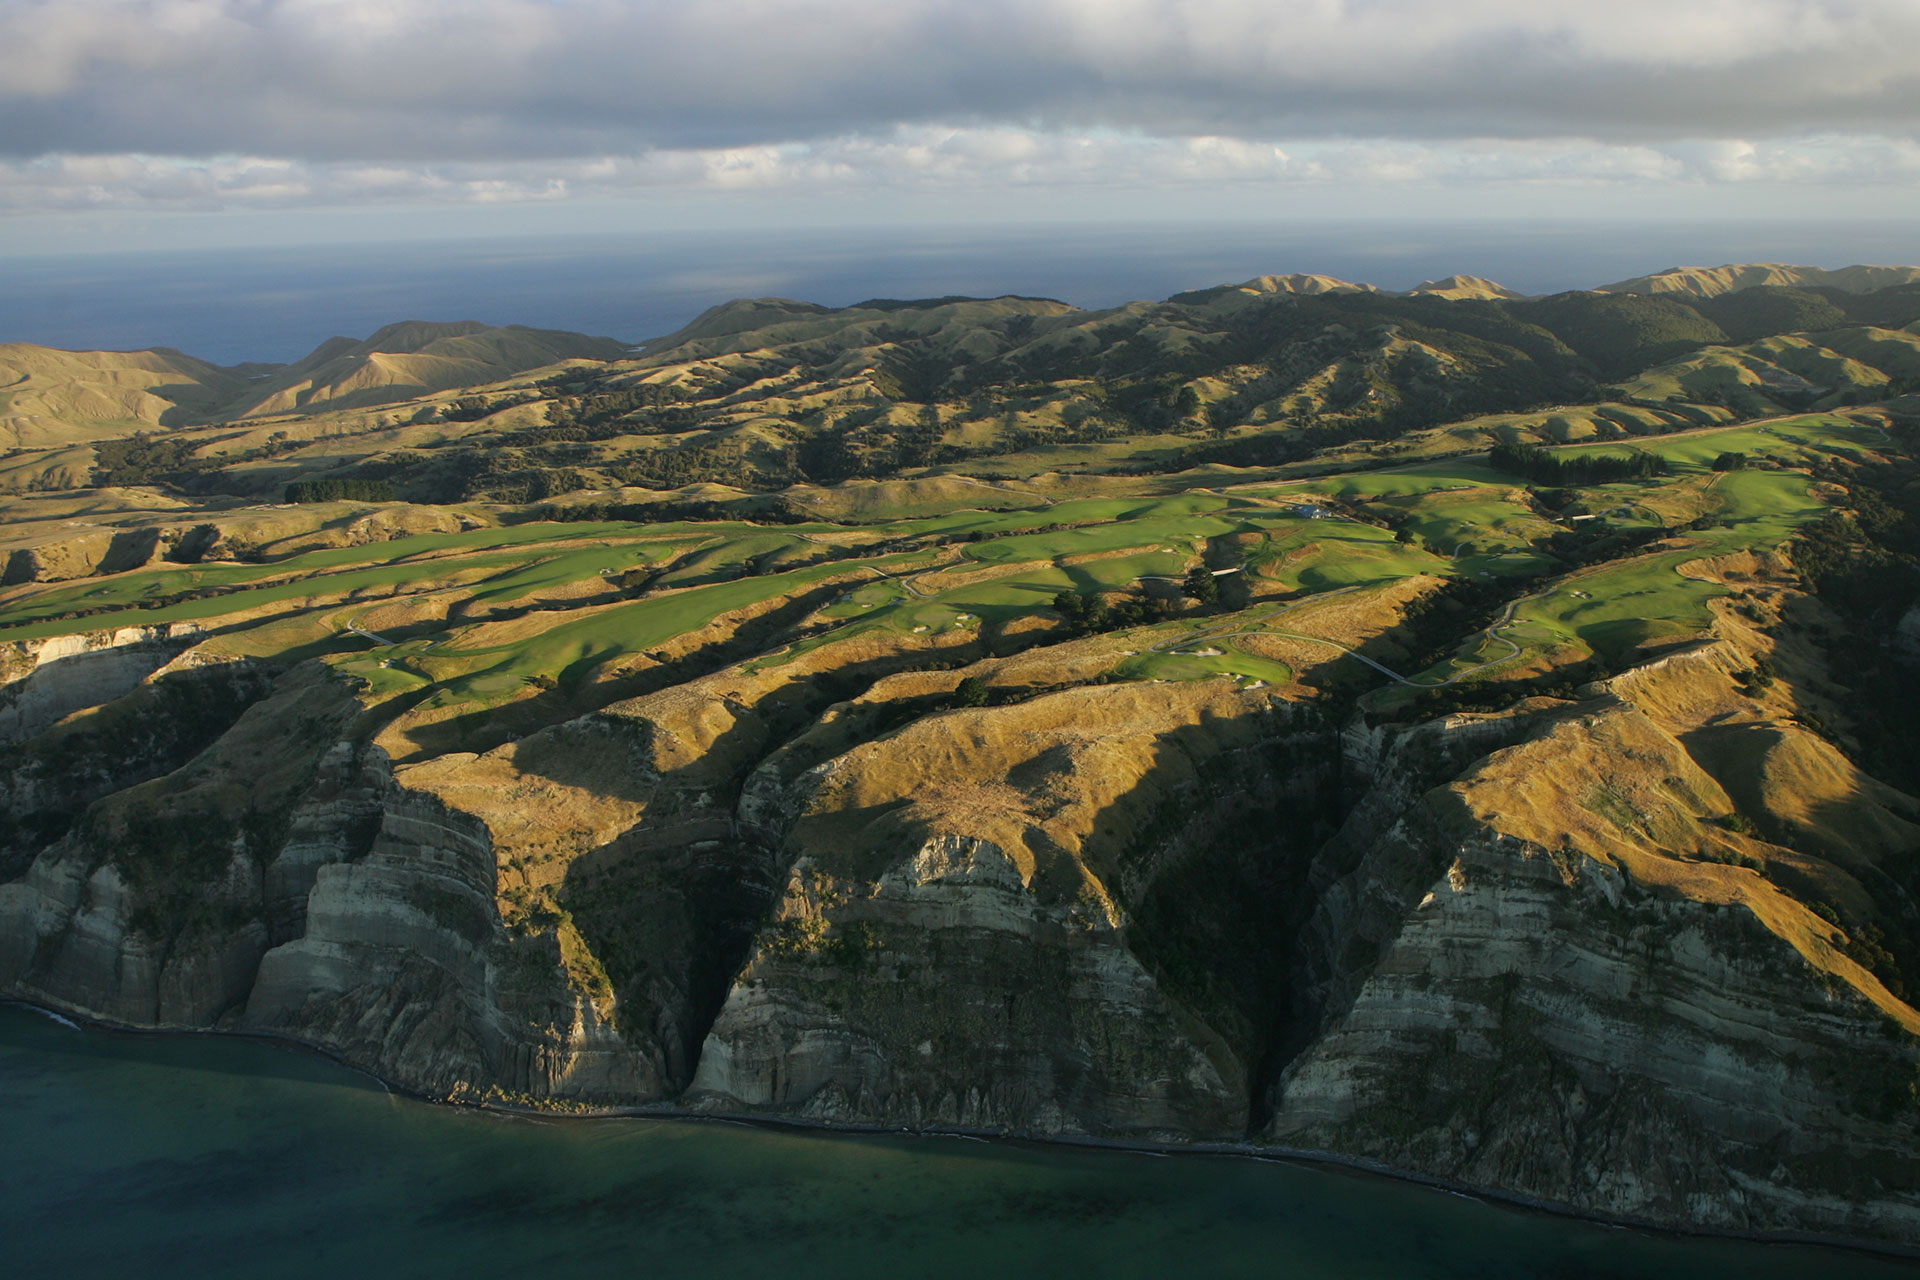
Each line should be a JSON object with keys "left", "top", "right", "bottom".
{"left": 2, "top": 1005, "right": 1914, "bottom": 1280}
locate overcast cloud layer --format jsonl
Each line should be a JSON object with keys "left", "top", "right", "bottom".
{"left": 5, "top": 0, "right": 1920, "bottom": 215}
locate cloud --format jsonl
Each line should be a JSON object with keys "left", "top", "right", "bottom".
{"left": 6, "top": 129, "right": 1919, "bottom": 214}
{"left": 3, "top": 0, "right": 1920, "bottom": 164}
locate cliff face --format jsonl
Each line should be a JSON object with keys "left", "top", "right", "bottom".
{"left": 1269, "top": 822, "right": 1920, "bottom": 1240}
{"left": 0, "top": 627, "right": 271, "bottom": 882}
{"left": 246, "top": 777, "right": 653, "bottom": 1102}
{"left": 1268, "top": 695, "right": 1920, "bottom": 1242}
{"left": 0, "top": 624, "right": 205, "bottom": 744}
{"left": 0, "top": 614, "right": 1915, "bottom": 1244}
{"left": 688, "top": 834, "right": 1243, "bottom": 1137}
{"left": 0, "top": 684, "right": 652, "bottom": 1103}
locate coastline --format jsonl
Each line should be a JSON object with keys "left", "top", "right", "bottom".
{"left": 7, "top": 994, "right": 1918, "bottom": 1266}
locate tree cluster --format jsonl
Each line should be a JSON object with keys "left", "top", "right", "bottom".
{"left": 1488, "top": 441, "right": 1669, "bottom": 486}
{"left": 284, "top": 478, "right": 396, "bottom": 503}
{"left": 1182, "top": 566, "right": 1219, "bottom": 603}
{"left": 1050, "top": 590, "right": 1177, "bottom": 634}
{"left": 92, "top": 432, "right": 205, "bottom": 488}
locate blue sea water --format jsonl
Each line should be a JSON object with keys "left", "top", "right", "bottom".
{"left": 1, "top": 1005, "right": 1914, "bottom": 1279}
{"left": 4, "top": 219, "right": 1917, "bottom": 365}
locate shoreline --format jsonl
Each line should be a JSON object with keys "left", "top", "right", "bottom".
{"left": 7, "top": 994, "right": 1918, "bottom": 1267}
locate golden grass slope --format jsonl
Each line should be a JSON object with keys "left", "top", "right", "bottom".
{"left": 231, "top": 321, "right": 630, "bottom": 417}
{"left": 637, "top": 296, "right": 1077, "bottom": 362}
{"left": 1401, "top": 275, "right": 1524, "bottom": 301}
{"left": 1616, "top": 326, "right": 1920, "bottom": 410}
{"left": 0, "top": 344, "right": 248, "bottom": 447}
{"left": 0, "top": 322, "right": 630, "bottom": 444}
{"left": 1234, "top": 273, "right": 1376, "bottom": 296}
{"left": 1599, "top": 262, "right": 1920, "bottom": 298}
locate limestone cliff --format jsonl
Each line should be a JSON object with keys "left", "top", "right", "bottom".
{"left": 0, "top": 609, "right": 1915, "bottom": 1246}
{"left": 0, "top": 624, "right": 206, "bottom": 744}
{"left": 1268, "top": 695, "right": 1920, "bottom": 1243}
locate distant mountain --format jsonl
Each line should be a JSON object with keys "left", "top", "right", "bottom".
{"left": 0, "top": 322, "right": 630, "bottom": 443}
{"left": 9, "top": 265, "right": 1920, "bottom": 501}
{"left": 1402, "top": 274, "right": 1524, "bottom": 301}
{"left": 1598, "top": 262, "right": 1920, "bottom": 298}
{"left": 231, "top": 321, "right": 630, "bottom": 417}
{"left": 1230, "top": 273, "right": 1377, "bottom": 296}
{"left": 636, "top": 295, "right": 1075, "bottom": 360}
{"left": 1172, "top": 272, "right": 1522, "bottom": 305}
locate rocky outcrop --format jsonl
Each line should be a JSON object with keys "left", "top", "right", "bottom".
{"left": 0, "top": 707, "right": 654, "bottom": 1102}
{"left": 1270, "top": 825, "right": 1920, "bottom": 1240}
{"left": 0, "top": 651, "right": 274, "bottom": 881}
{"left": 0, "top": 723, "right": 386, "bottom": 1027}
{"left": 248, "top": 779, "right": 655, "bottom": 1102}
{"left": 688, "top": 835, "right": 1244, "bottom": 1138}
{"left": 1267, "top": 697, "right": 1920, "bottom": 1242}
{"left": 0, "top": 624, "right": 205, "bottom": 744}
{"left": 685, "top": 681, "right": 1331, "bottom": 1139}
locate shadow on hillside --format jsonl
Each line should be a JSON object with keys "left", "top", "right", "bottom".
{"left": 1080, "top": 711, "right": 1348, "bottom": 1130}
{"left": 383, "top": 580, "right": 858, "bottom": 763}
{"left": 466, "top": 618, "right": 991, "bottom": 1089}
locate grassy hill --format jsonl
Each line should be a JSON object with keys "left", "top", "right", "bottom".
{"left": 230, "top": 321, "right": 631, "bottom": 417}
{"left": 1598, "top": 262, "right": 1920, "bottom": 297}
{"left": 0, "top": 344, "right": 250, "bottom": 447}
{"left": 13, "top": 267, "right": 1920, "bottom": 510}
{"left": 0, "top": 321, "right": 628, "bottom": 457}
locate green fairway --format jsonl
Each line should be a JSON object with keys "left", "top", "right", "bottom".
{"left": 1244, "top": 520, "right": 1446, "bottom": 592}
{"left": 1114, "top": 645, "right": 1293, "bottom": 685}
{"left": 339, "top": 557, "right": 879, "bottom": 704}
{"left": 0, "top": 407, "right": 1878, "bottom": 708}
{"left": 1553, "top": 413, "right": 1883, "bottom": 471}
{"left": 0, "top": 521, "right": 700, "bottom": 638}
{"left": 1290, "top": 457, "right": 1517, "bottom": 497}
{"left": 1510, "top": 468, "right": 1825, "bottom": 664}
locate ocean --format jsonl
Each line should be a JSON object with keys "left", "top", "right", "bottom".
{"left": 2, "top": 1004, "right": 1913, "bottom": 1279}
{"left": 5, "top": 219, "right": 1919, "bottom": 366}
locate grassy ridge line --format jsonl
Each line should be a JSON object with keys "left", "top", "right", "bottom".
{"left": 0, "top": 494, "right": 1244, "bottom": 642}
{"left": 0, "top": 521, "right": 645, "bottom": 633}
{"left": 1403, "top": 415, "right": 1860, "bottom": 679}
{"left": 338, "top": 553, "right": 935, "bottom": 704}
{"left": 0, "top": 415, "right": 1875, "bottom": 714}
{"left": 0, "top": 492, "right": 1261, "bottom": 644}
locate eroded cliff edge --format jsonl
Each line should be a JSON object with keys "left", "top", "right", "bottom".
{"left": 1, "top": 587, "right": 1916, "bottom": 1247}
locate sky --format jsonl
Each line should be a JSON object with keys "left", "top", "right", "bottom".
{"left": 5, "top": 0, "right": 1920, "bottom": 260}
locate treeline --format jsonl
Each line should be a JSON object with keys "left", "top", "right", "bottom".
{"left": 283, "top": 478, "right": 397, "bottom": 503}
{"left": 1489, "top": 441, "right": 1669, "bottom": 485}
{"left": 511, "top": 498, "right": 813, "bottom": 527}
{"left": 94, "top": 430, "right": 311, "bottom": 496}
{"left": 1544, "top": 521, "right": 1668, "bottom": 567}
{"left": 1154, "top": 415, "right": 1396, "bottom": 473}
{"left": 1051, "top": 590, "right": 1179, "bottom": 634}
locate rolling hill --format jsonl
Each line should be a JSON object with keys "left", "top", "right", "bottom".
{"left": 1599, "top": 262, "right": 1920, "bottom": 298}
{"left": 0, "top": 320, "right": 628, "bottom": 447}
{"left": 229, "top": 321, "right": 631, "bottom": 417}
